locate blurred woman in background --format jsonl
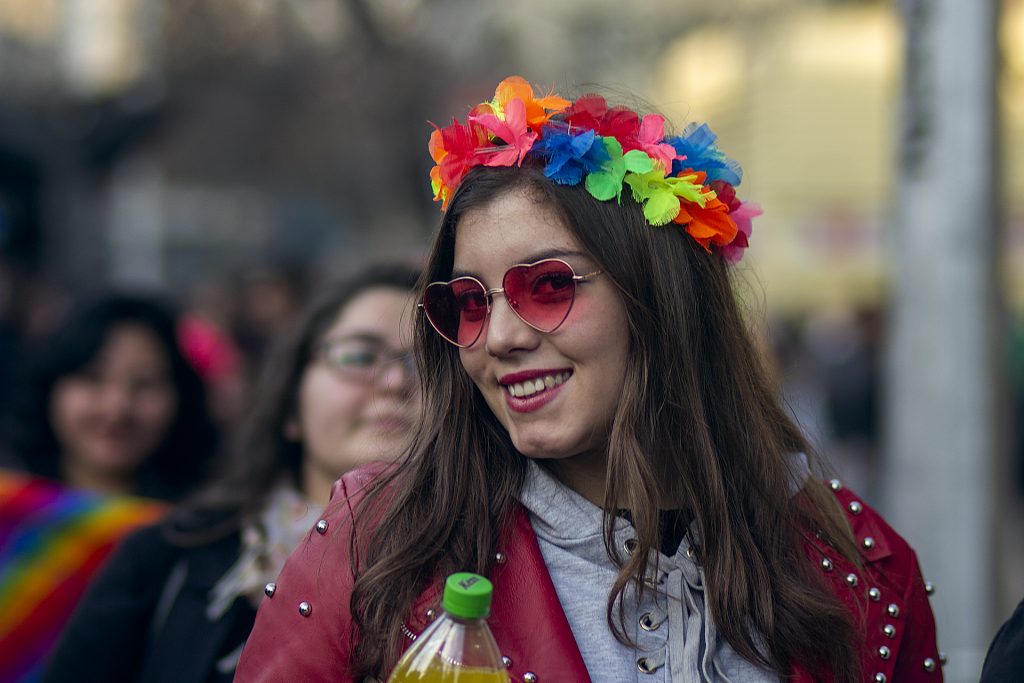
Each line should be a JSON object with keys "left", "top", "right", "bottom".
{"left": 42, "top": 263, "right": 421, "bottom": 683}
{"left": 1, "top": 294, "right": 218, "bottom": 500}
{"left": 0, "top": 293, "right": 216, "bottom": 683}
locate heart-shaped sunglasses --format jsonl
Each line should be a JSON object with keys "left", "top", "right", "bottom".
{"left": 419, "top": 258, "right": 603, "bottom": 348}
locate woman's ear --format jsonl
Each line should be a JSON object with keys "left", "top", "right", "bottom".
{"left": 283, "top": 416, "right": 302, "bottom": 442}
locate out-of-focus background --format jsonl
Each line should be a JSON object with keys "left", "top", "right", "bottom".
{"left": 0, "top": 1, "right": 1019, "bottom": 680}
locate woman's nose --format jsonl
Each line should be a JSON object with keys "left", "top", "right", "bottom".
{"left": 98, "top": 382, "right": 134, "bottom": 416}
{"left": 483, "top": 295, "right": 539, "bottom": 357}
{"left": 375, "top": 355, "right": 416, "bottom": 394}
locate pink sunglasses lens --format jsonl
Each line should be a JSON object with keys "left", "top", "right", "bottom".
{"left": 423, "top": 278, "right": 488, "bottom": 346}
{"left": 504, "top": 260, "right": 577, "bottom": 332}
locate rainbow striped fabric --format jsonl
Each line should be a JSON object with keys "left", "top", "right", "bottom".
{"left": 0, "top": 470, "right": 166, "bottom": 682}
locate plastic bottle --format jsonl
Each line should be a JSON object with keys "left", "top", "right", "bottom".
{"left": 386, "top": 572, "right": 510, "bottom": 683}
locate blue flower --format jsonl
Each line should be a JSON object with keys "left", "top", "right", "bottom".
{"left": 532, "top": 124, "right": 610, "bottom": 185}
{"left": 666, "top": 123, "right": 742, "bottom": 186}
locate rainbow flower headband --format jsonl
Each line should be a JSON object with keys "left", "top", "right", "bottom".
{"left": 428, "top": 76, "right": 761, "bottom": 263}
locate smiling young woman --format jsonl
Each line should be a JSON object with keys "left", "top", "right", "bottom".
{"left": 235, "top": 77, "right": 943, "bottom": 683}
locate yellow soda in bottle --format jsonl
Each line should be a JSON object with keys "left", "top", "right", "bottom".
{"left": 386, "top": 572, "right": 510, "bottom": 683}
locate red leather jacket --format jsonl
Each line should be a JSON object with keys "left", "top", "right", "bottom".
{"left": 235, "top": 467, "right": 943, "bottom": 683}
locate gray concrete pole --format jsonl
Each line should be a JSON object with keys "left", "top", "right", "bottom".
{"left": 885, "top": 1, "right": 1000, "bottom": 681}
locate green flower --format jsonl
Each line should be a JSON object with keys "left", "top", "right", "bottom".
{"left": 624, "top": 169, "right": 707, "bottom": 226}
{"left": 584, "top": 137, "right": 654, "bottom": 202}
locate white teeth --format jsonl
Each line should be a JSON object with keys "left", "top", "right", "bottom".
{"left": 503, "top": 372, "right": 571, "bottom": 399}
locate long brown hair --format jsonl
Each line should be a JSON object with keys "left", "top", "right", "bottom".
{"left": 351, "top": 165, "right": 861, "bottom": 681}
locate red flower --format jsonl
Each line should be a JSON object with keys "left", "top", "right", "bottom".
{"left": 710, "top": 180, "right": 741, "bottom": 212}
{"left": 428, "top": 117, "right": 491, "bottom": 208}
{"left": 563, "top": 95, "right": 640, "bottom": 141}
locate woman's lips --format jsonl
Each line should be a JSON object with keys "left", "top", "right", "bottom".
{"left": 499, "top": 370, "right": 572, "bottom": 413}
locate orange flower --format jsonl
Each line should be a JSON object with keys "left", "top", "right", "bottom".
{"left": 477, "top": 76, "right": 570, "bottom": 133}
{"left": 428, "top": 128, "right": 447, "bottom": 164}
{"left": 674, "top": 195, "right": 738, "bottom": 251}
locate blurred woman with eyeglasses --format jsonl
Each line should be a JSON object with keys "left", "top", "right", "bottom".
{"left": 41, "top": 263, "right": 421, "bottom": 683}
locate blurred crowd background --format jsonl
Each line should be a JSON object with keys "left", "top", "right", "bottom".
{"left": 0, "top": 1, "right": 1021, "bottom": 681}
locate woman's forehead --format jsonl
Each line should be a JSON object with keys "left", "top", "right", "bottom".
{"left": 451, "top": 191, "right": 585, "bottom": 270}
{"left": 325, "top": 288, "right": 413, "bottom": 336}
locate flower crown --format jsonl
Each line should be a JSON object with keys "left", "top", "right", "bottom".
{"left": 428, "top": 76, "right": 762, "bottom": 263}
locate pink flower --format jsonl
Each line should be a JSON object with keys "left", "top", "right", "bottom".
{"left": 633, "top": 114, "right": 678, "bottom": 173}
{"left": 470, "top": 98, "right": 538, "bottom": 167}
{"left": 719, "top": 201, "right": 762, "bottom": 263}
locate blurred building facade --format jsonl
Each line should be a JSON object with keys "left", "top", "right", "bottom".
{"left": 3, "top": 0, "right": 1022, "bottom": 300}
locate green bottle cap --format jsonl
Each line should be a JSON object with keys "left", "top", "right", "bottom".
{"left": 442, "top": 573, "right": 493, "bottom": 619}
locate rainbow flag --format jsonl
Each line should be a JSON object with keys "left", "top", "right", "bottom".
{"left": 0, "top": 470, "right": 166, "bottom": 683}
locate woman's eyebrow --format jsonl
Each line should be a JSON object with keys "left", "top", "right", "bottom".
{"left": 451, "top": 249, "right": 590, "bottom": 279}
{"left": 319, "top": 332, "right": 388, "bottom": 345}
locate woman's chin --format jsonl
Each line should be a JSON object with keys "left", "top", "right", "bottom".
{"left": 81, "top": 447, "right": 148, "bottom": 473}
{"left": 512, "top": 437, "right": 573, "bottom": 461}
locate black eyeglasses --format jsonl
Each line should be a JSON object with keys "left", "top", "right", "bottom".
{"left": 314, "top": 336, "right": 416, "bottom": 379}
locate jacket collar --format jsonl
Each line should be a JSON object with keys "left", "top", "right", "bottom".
{"left": 489, "top": 505, "right": 593, "bottom": 683}
{"left": 399, "top": 504, "right": 591, "bottom": 683}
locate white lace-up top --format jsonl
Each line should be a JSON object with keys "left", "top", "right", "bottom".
{"left": 518, "top": 461, "right": 785, "bottom": 683}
